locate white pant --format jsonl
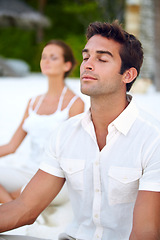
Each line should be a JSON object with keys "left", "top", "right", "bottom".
{"left": 0, "top": 235, "right": 49, "bottom": 240}
{"left": 0, "top": 233, "right": 76, "bottom": 240}
{"left": 0, "top": 166, "right": 33, "bottom": 192}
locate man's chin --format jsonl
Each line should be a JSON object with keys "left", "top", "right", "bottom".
{"left": 80, "top": 87, "right": 91, "bottom": 96}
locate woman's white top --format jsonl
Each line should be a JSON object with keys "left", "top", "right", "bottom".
{"left": 22, "top": 86, "right": 78, "bottom": 172}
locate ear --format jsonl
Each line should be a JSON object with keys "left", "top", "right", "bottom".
{"left": 122, "top": 67, "right": 137, "bottom": 84}
{"left": 64, "top": 61, "right": 72, "bottom": 72}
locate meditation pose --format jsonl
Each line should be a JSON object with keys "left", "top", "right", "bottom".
{"left": 0, "top": 21, "right": 160, "bottom": 240}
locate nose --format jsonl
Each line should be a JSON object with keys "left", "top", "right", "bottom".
{"left": 84, "top": 58, "right": 94, "bottom": 71}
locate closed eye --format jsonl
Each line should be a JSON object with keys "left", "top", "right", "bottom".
{"left": 51, "top": 56, "right": 58, "bottom": 60}
{"left": 83, "top": 57, "right": 89, "bottom": 61}
{"left": 99, "top": 59, "right": 107, "bottom": 62}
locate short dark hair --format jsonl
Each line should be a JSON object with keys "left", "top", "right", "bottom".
{"left": 45, "top": 40, "right": 76, "bottom": 78}
{"left": 86, "top": 21, "right": 144, "bottom": 92}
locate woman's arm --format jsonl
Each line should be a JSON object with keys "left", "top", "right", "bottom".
{"left": 0, "top": 185, "right": 13, "bottom": 203}
{"left": 69, "top": 97, "right": 85, "bottom": 117}
{"left": 0, "top": 100, "right": 31, "bottom": 157}
{"left": 0, "top": 169, "right": 65, "bottom": 232}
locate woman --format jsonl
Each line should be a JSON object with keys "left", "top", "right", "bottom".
{"left": 0, "top": 40, "right": 84, "bottom": 203}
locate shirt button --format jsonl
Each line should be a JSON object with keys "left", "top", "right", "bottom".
{"left": 94, "top": 214, "right": 99, "bottom": 218}
{"left": 95, "top": 161, "right": 99, "bottom": 165}
{"left": 95, "top": 189, "right": 99, "bottom": 192}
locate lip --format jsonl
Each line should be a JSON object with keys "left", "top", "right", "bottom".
{"left": 81, "top": 74, "right": 97, "bottom": 81}
{"left": 43, "top": 66, "right": 51, "bottom": 70}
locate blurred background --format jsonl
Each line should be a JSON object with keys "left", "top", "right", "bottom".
{"left": 0, "top": 0, "right": 159, "bottom": 91}
{"left": 0, "top": 1, "right": 160, "bottom": 236}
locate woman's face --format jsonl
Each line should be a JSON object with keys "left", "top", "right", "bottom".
{"left": 40, "top": 44, "right": 69, "bottom": 78}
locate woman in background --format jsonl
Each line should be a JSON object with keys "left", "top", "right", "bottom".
{"left": 0, "top": 40, "right": 84, "bottom": 203}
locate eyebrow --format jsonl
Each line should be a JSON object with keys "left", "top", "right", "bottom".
{"left": 82, "top": 49, "right": 113, "bottom": 57}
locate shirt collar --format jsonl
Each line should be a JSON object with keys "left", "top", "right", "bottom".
{"left": 81, "top": 108, "right": 94, "bottom": 135}
{"left": 111, "top": 95, "right": 139, "bottom": 135}
{"left": 81, "top": 95, "right": 139, "bottom": 136}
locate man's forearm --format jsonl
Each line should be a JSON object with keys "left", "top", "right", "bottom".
{"left": 129, "top": 230, "right": 160, "bottom": 240}
{"left": 0, "top": 199, "right": 35, "bottom": 232}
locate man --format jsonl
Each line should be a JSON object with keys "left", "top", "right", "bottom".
{"left": 0, "top": 21, "right": 160, "bottom": 240}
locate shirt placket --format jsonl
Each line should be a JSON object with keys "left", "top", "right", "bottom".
{"left": 92, "top": 124, "right": 118, "bottom": 240}
{"left": 92, "top": 154, "right": 103, "bottom": 240}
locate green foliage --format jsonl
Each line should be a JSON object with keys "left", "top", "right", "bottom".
{"left": 97, "top": 0, "right": 126, "bottom": 22}
{"left": 0, "top": 0, "right": 125, "bottom": 76}
{"left": 0, "top": 27, "right": 38, "bottom": 70}
{"left": 65, "top": 34, "right": 87, "bottom": 77}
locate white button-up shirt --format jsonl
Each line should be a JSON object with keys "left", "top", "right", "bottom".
{"left": 40, "top": 96, "right": 160, "bottom": 240}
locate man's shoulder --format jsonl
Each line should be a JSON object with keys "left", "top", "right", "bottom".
{"left": 137, "top": 107, "right": 160, "bottom": 134}
{"left": 58, "top": 111, "right": 86, "bottom": 133}
{"left": 66, "top": 111, "right": 86, "bottom": 125}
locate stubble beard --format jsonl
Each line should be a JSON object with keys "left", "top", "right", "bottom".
{"left": 80, "top": 81, "right": 124, "bottom": 102}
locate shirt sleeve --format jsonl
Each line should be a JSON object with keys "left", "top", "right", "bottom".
{"left": 39, "top": 127, "right": 65, "bottom": 178}
{"left": 139, "top": 137, "right": 160, "bottom": 192}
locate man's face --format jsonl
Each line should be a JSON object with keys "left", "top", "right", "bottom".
{"left": 80, "top": 35, "right": 126, "bottom": 97}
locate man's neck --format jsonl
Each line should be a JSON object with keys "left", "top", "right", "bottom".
{"left": 90, "top": 95, "right": 128, "bottom": 150}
